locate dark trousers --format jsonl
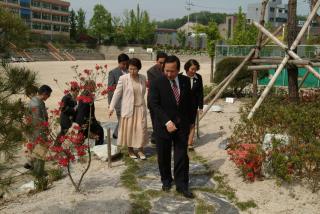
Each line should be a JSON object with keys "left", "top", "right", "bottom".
{"left": 84, "top": 121, "right": 104, "bottom": 145}
{"left": 149, "top": 108, "right": 156, "bottom": 142}
{"left": 156, "top": 130, "right": 189, "bottom": 190}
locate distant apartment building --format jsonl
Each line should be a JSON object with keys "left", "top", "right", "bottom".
{"left": 247, "top": 0, "right": 288, "bottom": 27}
{"left": 0, "top": 0, "right": 70, "bottom": 39}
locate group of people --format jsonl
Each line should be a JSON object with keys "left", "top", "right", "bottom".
{"left": 26, "top": 52, "right": 204, "bottom": 198}
{"left": 108, "top": 52, "right": 204, "bottom": 198}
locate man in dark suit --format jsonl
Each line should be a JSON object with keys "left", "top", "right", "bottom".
{"left": 147, "top": 51, "right": 167, "bottom": 144}
{"left": 107, "top": 53, "right": 129, "bottom": 139}
{"left": 149, "top": 55, "right": 194, "bottom": 198}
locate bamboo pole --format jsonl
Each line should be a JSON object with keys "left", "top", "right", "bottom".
{"left": 203, "top": 25, "right": 283, "bottom": 104}
{"left": 253, "top": 0, "right": 270, "bottom": 97}
{"left": 200, "top": 48, "right": 256, "bottom": 121}
{"left": 247, "top": 65, "right": 278, "bottom": 70}
{"left": 248, "top": 55, "right": 290, "bottom": 119}
{"left": 248, "top": 2, "right": 320, "bottom": 119}
{"left": 107, "top": 128, "right": 112, "bottom": 168}
{"left": 254, "top": 22, "right": 320, "bottom": 80}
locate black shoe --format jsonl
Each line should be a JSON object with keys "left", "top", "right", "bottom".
{"left": 151, "top": 139, "right": 156, "bottom": 144}
{"left": 176, "top": 188, "right": 195, "bottom": 199}
{"left": 24, "top": 163, "right": 33, "bottom": 170}
{"left": 112, "top": 134, "right": 118, "bottom": 139}
{"left": 162, "top": 184, "right": 172, "bottom": 192}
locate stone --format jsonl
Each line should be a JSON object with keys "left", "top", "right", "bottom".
{"left": 203, "top": 105, "right": 223, "bottom": 112}
{"left": 262, "top": 133, "right": 289, "bottom": 151}
{"left": 44, "top": 200, "right": 131, "bottom": 214}
{"left": 189, "top": 162, "right": 210, "bottom": 175}
{"left": 219, "top": 138, "right": 229, "bottom": 150}
{"left": 151, "top": 196, "right": 195, "bottom": 214}
{"left": 91, "top": 144, "right": 121, "bottom": 161}
{"left": 138, "top": 178, "right": 163, "bottom": 191}
{"left": 19, "top": 181, "right": 35, "bottom": 193}
{"left": 197, "top": 192, "right": 239, "bottom": 214}
{"left": 189, "top": 175, "right": 216, "bottom": 189}
{"left": 225, "top": 97, "right": 235, "bottom": 104}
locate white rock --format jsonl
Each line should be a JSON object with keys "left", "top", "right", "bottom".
{"left": 203, "top": 105, "right": 223, "bottom": 112}
{"left": 19, "top": 181, "right": 35, "bottom": 192}
{"left": 91, "top": 144, "right": 121, "bottom": 161}
{"left": 262, "top": 133, "right": 289, "bottom": 151}
{"left": 225, "top": 97, "right": 235, "bottom": 103}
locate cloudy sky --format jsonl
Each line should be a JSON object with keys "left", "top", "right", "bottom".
{"left": 68, "top": 0, "right": 310, "bottom": 22}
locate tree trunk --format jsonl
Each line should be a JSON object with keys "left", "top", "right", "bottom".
{"left": 287, "top": 0, "right": 299, "bottom": 102}
{"left": 210, "top": 56, "right": 214, "bottom": 83}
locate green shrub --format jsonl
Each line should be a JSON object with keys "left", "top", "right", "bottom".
{"left": 214, "top": 57, "right": 268, "bottom": 97}
{"left": 229, "top": 92, "right": 320, "bottom": 191}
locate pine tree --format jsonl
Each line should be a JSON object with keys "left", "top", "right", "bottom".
{"left": 0, "top": 62, "right": 37, "bottom": 189}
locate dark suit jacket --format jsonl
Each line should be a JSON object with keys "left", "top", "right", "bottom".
{"left": 187, "top": 73, "right": 204, "bottom": 123}
{"left": 147, "top": 64, "right": 163, "bottom": 108}
{"left": 149, "top": 74, "right": 193, "bottom": 139}
{"left": 75, "top": 97, "right": 96, "bottom": 127}
{"left": 60, "top": 93, "right": 77, "bottom": 129}
{"left": 108, "top": 67, "right": 125, "bottom": 110}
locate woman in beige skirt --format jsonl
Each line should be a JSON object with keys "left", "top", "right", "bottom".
{"left": 109, "top": 58, "right": 148, "bottom": 160}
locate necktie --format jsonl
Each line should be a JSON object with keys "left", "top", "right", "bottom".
{"left": 171, "top": 80, "right": 180, "bottom": 105}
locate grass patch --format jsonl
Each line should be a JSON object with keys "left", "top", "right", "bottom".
{"left": 236, "top": 200, "right": 257, "bottom": 211}
{"left": 47, "top": 168, "right": 64, "bottom": 182}
{"left": 120, "top": 153, "right": 141, "bottom": 192}
{"left": 196, "top": 199, "right": 215, "bottom": 214}
{"left": 130, "top": 192, "right": 151, "bottom": 214}
{"left": 145, "top": 189, "right": 163, "bottom": 198}
{"left": 213, "top": 175, "right": 236, "bottom": 201}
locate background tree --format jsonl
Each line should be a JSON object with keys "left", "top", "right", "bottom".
{"left": 0, "top": 8, "right": 29, "bottom": 52}
{"left": 157, "top": 11, "right": 227, "bottom": 29}
{"left": 287, "top": 0, "right": 299, "bottom": 102}
{"left": 76, "top": 8, "right": 87, "bottom": 37}
{"left": 0, "top": 62, "right": 37, "bottom": 190}
{"left": 231, "top": 7, "right": 258, "bottom": 45}
{"left": 123, "top": 5, "right": 155, "bottom": 44}
{"left": 194, "top": 21, "right": 220, "bottom": 82}
{"left": 89, "top": 4, "right": 113, "bottom": 44}
{"left": 177, "top": 30, "right": 187, "bottom": 48}
{"left": 69, "top": 9, "right": 77, "bottom": 41}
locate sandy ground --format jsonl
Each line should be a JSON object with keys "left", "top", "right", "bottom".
{"left": 1, "top": 60, "right": 320, "bottom": 213}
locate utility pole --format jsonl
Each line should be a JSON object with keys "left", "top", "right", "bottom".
{"left": 185, "top": 0, "right": 193, "bottom": 33}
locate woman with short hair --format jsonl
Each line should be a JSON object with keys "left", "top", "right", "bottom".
{"left": 109, "top": 58, "right": 148, "bottom": 160}
{"left": 183, "top": 59, "right": 203, "bottom": 150}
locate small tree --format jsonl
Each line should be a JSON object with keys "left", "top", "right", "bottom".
{"left": 0, "top": 62, "right": 37, "bottom": 190}
{"left": 0, "top": 8, "right": 29, "bottom": 52}
{"left": 70, "top": 9, "right": 77, "bottom": 41}
{"left": 231, "top": 7, "right": 258, "bottom": 45}
{"left": 194, "top": 21, "right": 220, "bottom": 82}
{"left": 177, "top": 30, "right": 187, "bottom": 48}
{"left": 89, "top": 4, "right": 113, "bottom": 44}
{"left": 76, "top": 8, "right": 87, "bottom": 37}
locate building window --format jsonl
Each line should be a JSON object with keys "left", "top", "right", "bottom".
{"left": 7, "top": 0, "right": 19, "bottom": 4}
{"left": 42, "top": 2, "right": 51, "bottom": 9}
{"left": 53, "top": 25, "right": 61, "bottom": 32}
{"left": 42, "top": 13, "right": 51, "bottom": 20}
{"left": 276, "top": 17, "right": 287, "bottom": 23}
{"left": 270, "top": 7, "right": 275, "bottom": 12}
{"left": 61, "top": 25, "right": 69, "bottom": 32}
{"left": 60, "top": 6, "right": 68, "bottom": 12}
{"left": 285, "top": 10, "right": 288, "bottom": 13}
{"left": 278, "top": 9, "right": 283, "bottom": 13}
{"left": 42, "top": 23, "right": 51, "bottom": 31}
{"left": 31, "top": 1, "right": 41, "bottom": 7}
{"left": 52, "top": 15, "right": 60, "bottom": 22}
{"left": 20, "top": 0, "right": 31, "bottom": 8}
{"left": 61, "top": 16, "right": 69, "bottom": 23}
{"left": 52, "top": 4, "right": 60, "bottom": 11}
{"left": 269, "top": 18, "right": 274, "bottom": 22}
{"left": 32, "top": 11, "right": 41, "bottom": 19}
{"left": 32, "top": 22, "right": 41, "bottom": 30}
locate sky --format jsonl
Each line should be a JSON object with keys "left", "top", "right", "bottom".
{"left": 68, "top": 0, "right": 311, "bottom": 22}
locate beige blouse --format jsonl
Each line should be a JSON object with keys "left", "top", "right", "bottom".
{"left": 131, "top": 77, "right": 143, "bottom": 106}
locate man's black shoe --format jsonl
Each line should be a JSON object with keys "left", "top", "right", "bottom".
{"left": 176, "top": 188, "right": 195, "bottom": 199}
{"left": 112, "top": 134, "right": 118, "bottom": 139}
{"left": 162, "top": 184, "right": 172, "bottom": 192}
